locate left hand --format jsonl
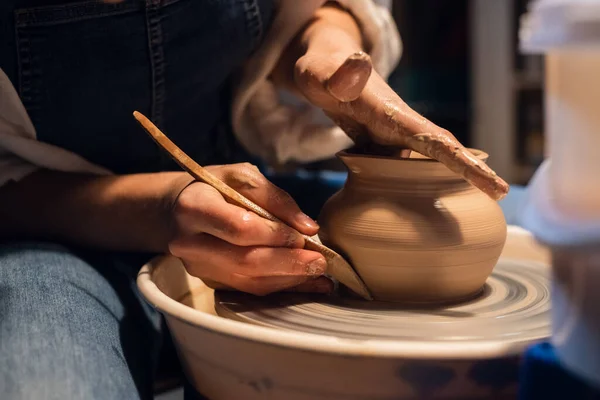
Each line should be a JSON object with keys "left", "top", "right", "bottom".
{"left": 290, "top": 5, "right": 509, "bottom": 201}
{"left": 169, "top": 163, "right": 333, "bottom": 296}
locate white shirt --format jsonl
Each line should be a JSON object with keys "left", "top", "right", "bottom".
{"left": 0, "top": 0, "right": 401, "bottom": 187}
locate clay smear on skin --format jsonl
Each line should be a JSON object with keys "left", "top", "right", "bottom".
{"left": 377, "top": 100, "right": 507, "bottom": 200}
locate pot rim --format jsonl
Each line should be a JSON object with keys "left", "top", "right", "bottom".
{"left": 137, "top": 226, "right": 548, "bottom": 361}
{"left": 337, "top": 148, "right": 489, "bottom": 163}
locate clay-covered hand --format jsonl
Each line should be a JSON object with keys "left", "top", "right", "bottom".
{"left": 292, "top": 7, "right": 509, "bottom": 201}
{"left": 168, "top": 163, "right": 333, "bottom": 296}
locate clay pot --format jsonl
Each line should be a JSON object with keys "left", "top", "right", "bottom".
{"left": 318, "top": 149, "right": 507, "bottom": 303}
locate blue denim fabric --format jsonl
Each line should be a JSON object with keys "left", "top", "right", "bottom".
{"left": 0, "top": 242, "right": 162, "bottom": 399}
{"left": 2, "top": 0, "right": 273, "bottom": 174}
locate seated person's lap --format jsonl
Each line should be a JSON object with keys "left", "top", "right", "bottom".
{"left": 0, "top": 241, "right": 161, "bottom": 400}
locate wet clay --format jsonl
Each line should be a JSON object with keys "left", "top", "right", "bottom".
{"left": 318, "top": 149, "right": 507, "bottom": 303}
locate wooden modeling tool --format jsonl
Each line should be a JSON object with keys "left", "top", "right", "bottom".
{"left": 133, "top": 111, "right": 372, "bottom": 300}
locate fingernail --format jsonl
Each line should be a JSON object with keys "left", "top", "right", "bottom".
{"left": 306, "top": 257, "right": 327, "bottom": 276}
{"left": 295, "top": 212, "right": 319, "bottom": 230}
{"left": 327, "top": 52, "right": 372, "bottom": 102}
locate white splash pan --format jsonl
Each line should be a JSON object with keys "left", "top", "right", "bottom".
{"left": 138, "top": 226, "right": 550, "bottom": 399}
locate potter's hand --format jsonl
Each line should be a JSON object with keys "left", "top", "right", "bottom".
{"left": 285, "top": 5, "right": 509, "bottom": 200}
{"left": 168, "top": 163, "right": 333, "bottom": 296}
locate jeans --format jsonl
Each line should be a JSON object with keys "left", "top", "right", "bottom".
{"left": 0, "top": 242, "right": 163, "bottom": 399}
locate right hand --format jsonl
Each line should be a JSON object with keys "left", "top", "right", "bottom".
{"left": 289, "top": 12, "right": 509, "bottom": 201}
{"left": 167, "top": 163, "right": 333, "bottom": 296}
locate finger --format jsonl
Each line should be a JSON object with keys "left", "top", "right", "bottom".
{"left": 202, "top": 278, "right": 230, "bottom": 291}
{"left": 286, "top": 276, "right": 334, "bottom": 294}
{"left": 175, "top": 182, "right": 305, "bottom": 247}
{"left": 403, "top": 134, "right": 510, "bottom": 201}
{"left": 212, "top": 163, "right": 319, "bottom": 235}
{"left": 295, "top": 52, "right": 369, "bottom": 110}
{"left": 342, "top": 74, "right": 509, "bottom": 200}
{"left": 203, "top": 276, "right": 334, "bottom": 295}
{"left": 171, "top": 234, "right": 327, "bottom": 281}
{"left": 324, "top": 111, "right": 369, "bottom": 144}
{"left": 326, "top": 52, "right": 372, "bottom": 102}
{"left": 191, "top": 271, "right": 309, "bottom": 296}
{"left": 324, "top": 112, "right": 412, "bottom": 158}
{"left": 232, "top": 276, "right": 317, "bottom": 296}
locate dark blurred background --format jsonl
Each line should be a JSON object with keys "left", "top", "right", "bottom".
{"left": 390, "top": 0, "right": 471, "bottom": 146}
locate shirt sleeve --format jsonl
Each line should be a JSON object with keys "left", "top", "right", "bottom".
{"left": 230, "top": 0, "right": 402, "bottom": 165}
{"left": 0, "top": 68, "right": 110, "bottom": 188}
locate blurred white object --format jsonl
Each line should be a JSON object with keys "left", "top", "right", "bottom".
{"left": 520, "top": 0, "right": 600, "bottom": 389}
{"left": 521, "top": 0, "right": 600, "bottom": 51}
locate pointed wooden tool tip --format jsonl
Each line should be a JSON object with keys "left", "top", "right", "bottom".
{"left": 133, "top": 110, "right": 147, "bottom": 124}
{"left": 132, "top": 111, "right": 162, "bottom": 142}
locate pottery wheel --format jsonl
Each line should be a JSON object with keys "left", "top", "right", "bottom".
{"left": 214, "top": 258, "right": 550, "bottom": 342}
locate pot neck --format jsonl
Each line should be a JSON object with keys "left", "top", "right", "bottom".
{"left": 338, "top": 152, "right": 480, "bottom": 193}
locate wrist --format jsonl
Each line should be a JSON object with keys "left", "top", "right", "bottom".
{"left": 302, "top": 4, "right": 363, "bottom": 53}
{"left": 271, "top": 3, "right": 363, "bottom": 92}
{"left": 162, "top": 172, "right": 196, "bottom": 249}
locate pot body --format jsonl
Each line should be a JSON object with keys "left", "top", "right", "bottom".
{"left": 319, "top": 152, "right": 507, "bottom": 303}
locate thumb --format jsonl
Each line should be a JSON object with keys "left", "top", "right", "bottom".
{"left": 295, "top": 51, "right": 372, "bottom": 106}
{"left": 326, "top": 52, "right": 373, "bottom": 102}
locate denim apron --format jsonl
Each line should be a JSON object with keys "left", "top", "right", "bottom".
{"left": 0, "top": 0, "right": 274, "bottom": 174}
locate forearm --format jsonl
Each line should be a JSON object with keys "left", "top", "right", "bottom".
{"left": 271, "top": 2, "right": 364, "bottom": 92}
{"left": 0, "top": 170, "right": 192, "bottom": 253}
{"left": 302, "top": 3, "right": 363, "bottom": 51}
